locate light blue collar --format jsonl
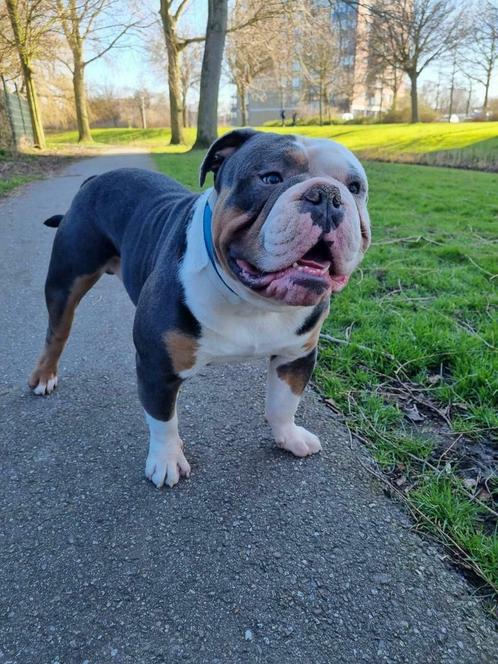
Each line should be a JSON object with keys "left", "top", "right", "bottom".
{"left": 202, "top": 196, "right": 239, "bottom": 296}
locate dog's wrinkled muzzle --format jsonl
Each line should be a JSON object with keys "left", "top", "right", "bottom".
{"left": 228, "top": 177, "right": 368, "bottom": 306}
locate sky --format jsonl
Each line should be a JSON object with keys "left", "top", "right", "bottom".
{"left": 86, "top": 0, "right": 211, "bottom": 99}
{"left": 85, "top": 0, "right": 497, "bottom": 113}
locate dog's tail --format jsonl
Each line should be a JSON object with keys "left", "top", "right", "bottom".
{"left": 43, "top": 214, "right": 64, "bottom": 228}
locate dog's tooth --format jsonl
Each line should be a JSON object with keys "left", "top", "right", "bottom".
{"left": 293, "top": 262, "right": 298, "bottom": 268}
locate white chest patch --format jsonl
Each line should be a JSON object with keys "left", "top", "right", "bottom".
{"left": 179, "top": 190, "right": 315, "bottom": 378}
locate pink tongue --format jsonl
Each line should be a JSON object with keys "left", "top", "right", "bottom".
{"left": 237, "top": 257, "right": 332, "bottom": 275}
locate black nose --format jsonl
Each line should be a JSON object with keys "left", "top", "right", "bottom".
{"left": 301, "top": 184, "right": 343, "bottom": 232}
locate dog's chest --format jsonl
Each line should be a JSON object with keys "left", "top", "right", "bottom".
{"left": 205, "top": 309, "right": 304, "bottom": 360}
{"left": 179, "top": 307, "right": 309, "bottom": 378}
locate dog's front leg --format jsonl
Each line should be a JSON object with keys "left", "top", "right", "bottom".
{"left": 265, "top": 349, "right": 322, "bottom": 457}
{"left": 136, "top": 354, "right": 191, "bottom": 489}
{"left": 144, "top": 408, "right": 191, "bottom": 489}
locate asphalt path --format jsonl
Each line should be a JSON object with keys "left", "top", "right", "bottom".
{"left": 0, "top": 151, "right": 496, "bottom": 663}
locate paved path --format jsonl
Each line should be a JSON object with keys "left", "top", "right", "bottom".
{"left": 0, "top": 152, "right": 496, "bottom": 664}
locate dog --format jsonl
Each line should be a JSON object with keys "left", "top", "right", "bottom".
{"left": 29, "top": 129, "right": 371, "bottom": 488}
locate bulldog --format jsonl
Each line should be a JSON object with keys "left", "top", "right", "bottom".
{"left": 29, "top": 129, "right": 371, "bottom": 488}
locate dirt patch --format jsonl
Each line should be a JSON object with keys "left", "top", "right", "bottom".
{"left": 0, "top": 151, "right": 76, "bottom": 187}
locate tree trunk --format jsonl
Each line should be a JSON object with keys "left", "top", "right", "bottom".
{"left": 73, "top": 61, "right": 92, "bottom": 142}
{"left": 140, "top": 97, "right": 147, "bottom": 129}
{"left": 192, "top": 0, "right": 228, "bottom": 150}
{"left": 466, "top": 81, "right": 472, "bottom": 116}
{"left": 160, "top": 2, "right": 184, "bottom": 145}
{"left": 5, "top": 0, "right": 46, "bottom": 149}
{"left": 434, "top": 82, "right": 441, "bottom": 112}
{"left": 182, "top": 95, "right": 187, "bottom": 128}
{"left": 238, "top": 84, "right": 247, "bottom": 126}
{"left": 408, "top": 71, "right": 419, "bottom": 123}
{"left": 483, "top": 69, "right": 492, "bottom": 113}
{"left": 391, "top": 67, "right": 399, "bottom": 113}
{"left": 448, "top": 79, "right": 455, "bottom": 119}
{"left": 483, "top": 35, "right": 496, "bottom": 112}
{"left": 448, "top": 54, "right": 457, "bottom": 120}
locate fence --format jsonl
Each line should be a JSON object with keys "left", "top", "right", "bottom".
{"left": 0, "top": 79, "right": 34, "bottom": 149}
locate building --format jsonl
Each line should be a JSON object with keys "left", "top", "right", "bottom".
{"left": 230, "top": 1, "right": 403, "bottom": 125}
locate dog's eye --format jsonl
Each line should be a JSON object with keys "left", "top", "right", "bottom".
{"left": 348, "top": 181, "right": 361, "bottom": 195}
{"left": 260, "top": 172, "right": 282, "bottom": 185}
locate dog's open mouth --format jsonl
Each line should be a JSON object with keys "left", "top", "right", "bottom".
{"left": 228, "top": 239, "right": 349, "bottom": 305}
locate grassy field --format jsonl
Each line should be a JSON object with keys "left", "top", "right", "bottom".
{"left": 267, "top": 122, "right": 498, "bottom": 171}
{"left": 152, "top": 149, "right": 498, "bottom": 597}
{"left": 48, "top": 122, "right": 498, "bottom": 171}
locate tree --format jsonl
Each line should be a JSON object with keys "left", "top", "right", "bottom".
{"left": 134, "top": 88, "right": 151, "bottom": 129}
{"left": 192, "top": 0, "right": 228, "bottom": 149}
{"left": 465, "top": 1, "right": 498, "bottom": 113}
{"left": 342, "top": 0, "right": 467, "bottom": 123}
{"left": 193, "top": 0, "right": 293, "bottom": 147}
{"left": 2, "top": 0, "right": 54, "bottom": 148}
{"left": 179, "top": 44, "right": 202, "bottom": 127}
{"left": 299, "top": 4, "right": 343, "bottom": 124}
{"left": 225, "top": 2, "right": 274, "bottom": 126}
{"left": 54, "top": 0, "right": 141, "bottom": 142}
{"left": 144, "top": 17, "right": 201, "bottom": 132}
{"left": 159, "top": 1, "right": 206, "bottom": 145}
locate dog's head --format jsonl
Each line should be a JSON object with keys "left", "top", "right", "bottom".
{"left": 200, "top": 129, "right": 371, "bottom": 307}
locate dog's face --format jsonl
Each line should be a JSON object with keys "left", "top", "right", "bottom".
{"left": 200, "top": 129, "right": 371, "bottom": 307}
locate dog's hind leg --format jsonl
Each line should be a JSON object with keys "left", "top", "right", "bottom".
{"left": 29, "top": 222, "right": 117, "bottom": 395}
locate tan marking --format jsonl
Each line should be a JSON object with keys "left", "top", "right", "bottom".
{"left": 303, "top": 329, "right": 320, "bottom": 353}
{"left": 29, "top": 271, "right": 102, "bottom": 389}
{"left": 211, "top": 189, "right": 257, "bottom": 275}
{"left": 212, "top": 186, "right": 290, "bottom": 275}
{"left": 285, "top": 145, "right": 308, "bottom": 167}
{"left": 303, "top": 302, "right": 330, "bottom": 352}
{"left": 164, "top": 331, "right": 199, "bottom": 374}
{"left": 276, "top": 349, "right": 317, "bottom": 396}
{"left": 277, "top": 364, "right": 309, "bottom": 396}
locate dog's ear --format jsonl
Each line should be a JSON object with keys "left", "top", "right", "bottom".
{"left": 199, "top": 129, "right": 258, "bottom": 187}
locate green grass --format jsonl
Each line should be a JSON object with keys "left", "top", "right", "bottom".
{"left": 153, "top": 149, "right": 498, "bottom": 595}
{"left": 48, "top": 122, "right": 498, "bottom": 170}
{"left": 0, "top": 174, "right": 34, "bottom": 196}
{"left": 0, "top": 148, "right": 33, "bottom": 195}
{"left": 264, "top": 123, "right": 498, "bottom": 170}
{"left": 412, "top": 476, "right": 498, "bottom": 591}
{"left": 316, "top": 162, "right": 497, "bottom": 439}
{"left": 48, "top": 127, "right": 191, "bottom": 148}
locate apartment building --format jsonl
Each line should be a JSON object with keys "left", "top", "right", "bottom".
{"left": 231, "top": 1, "right": 401, "bottom": 125}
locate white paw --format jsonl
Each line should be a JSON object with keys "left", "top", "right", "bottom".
{"left": 32, "top": 374, "right": 58, "bottom": 396}
{"left": 274, "top": 424, "right": 322, "bottom": 457}
{"left": 145, "top": 437, "right": 191, "bottom": 489}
